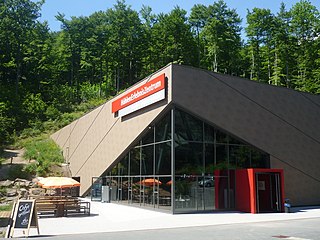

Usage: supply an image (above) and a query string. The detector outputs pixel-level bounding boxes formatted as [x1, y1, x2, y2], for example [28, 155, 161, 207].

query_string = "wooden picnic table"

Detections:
[34, 197, 90, 217]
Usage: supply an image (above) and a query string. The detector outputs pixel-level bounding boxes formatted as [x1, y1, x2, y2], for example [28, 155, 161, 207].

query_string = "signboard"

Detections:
[112, 74, 165, 117]
[10, 199, 39, 237]
[14, 200, 33, 228]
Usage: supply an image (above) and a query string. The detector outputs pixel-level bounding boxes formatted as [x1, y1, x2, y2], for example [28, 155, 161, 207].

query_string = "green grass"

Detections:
[0, 203, 12, 212]
[7, 96, 107, 177]
[22, 135, 64, 177]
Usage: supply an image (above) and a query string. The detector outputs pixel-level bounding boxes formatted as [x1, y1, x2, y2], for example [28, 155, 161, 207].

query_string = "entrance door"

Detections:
[91, 177, 102, 201]
[256, 173, 282, 213]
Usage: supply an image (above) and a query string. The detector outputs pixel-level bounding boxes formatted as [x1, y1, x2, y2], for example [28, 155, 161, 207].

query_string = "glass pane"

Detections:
[141, 145, 153, 175]
[155, 142, 171, 175]
[175, 175, 195, 212]
[216, 144, 228, 171]
[155, 111, 171, 142]
[110, 176, 118, 201]
[205, 143, 215, 173]
[229, 135, 243, 145]
[158, 177, 171, 210]
[91, 177, 102, 201]
[202, 175, 215, 211]
[130, 148, 140, 176]
[110, 163, 118, 176]
[132, 177, 141, 205]
[216, 129, 228, 144]
[139, 177, 153, 206]
[175, 109, 203, 142]
[204, 123, 215, 143]
[229, 145, 250, 169]
[118, 155, 129, 176]
[251, 147, 270, 168]
[142, 127, 154, 145]
[175, 142, 203, 175]
[119, 177, 129, 202]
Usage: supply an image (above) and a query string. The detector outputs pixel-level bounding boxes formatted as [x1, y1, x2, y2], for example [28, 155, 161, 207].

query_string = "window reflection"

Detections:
[156, 143, 171, 175]
[175, 142, 203, 175]
[103, 108, 270, 213]
[155, 113, 171, 142]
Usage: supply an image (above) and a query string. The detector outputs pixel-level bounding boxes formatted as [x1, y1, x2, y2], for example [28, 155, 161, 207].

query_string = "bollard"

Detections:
[284, 199, 291, 213]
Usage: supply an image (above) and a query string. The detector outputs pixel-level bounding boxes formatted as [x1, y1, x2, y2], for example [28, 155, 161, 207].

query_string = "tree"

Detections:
[189, 4, 209, 67]
[201, 0, 242, 74]
[246, 8, 275, 82]
[0, 0, 44, 94]
[105, 0, 145, 91]
[289, 0, 320, 93]
[148, 7, 197, 71]
[268, 3, 297, 87]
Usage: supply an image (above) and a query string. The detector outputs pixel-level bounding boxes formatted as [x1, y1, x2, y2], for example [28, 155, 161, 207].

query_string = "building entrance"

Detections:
[91, 177, 102, 201]
[256, 172, 282, 213]
[235, 169, 284, 213]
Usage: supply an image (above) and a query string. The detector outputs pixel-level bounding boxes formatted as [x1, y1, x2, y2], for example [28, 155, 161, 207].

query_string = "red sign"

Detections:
[112, 74, 165, 113]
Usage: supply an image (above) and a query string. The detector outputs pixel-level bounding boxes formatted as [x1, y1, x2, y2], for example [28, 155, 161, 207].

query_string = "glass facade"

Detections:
[102, 108, 270, 213]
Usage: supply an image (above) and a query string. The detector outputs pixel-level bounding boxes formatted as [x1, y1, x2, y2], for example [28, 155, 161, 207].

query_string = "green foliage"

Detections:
[24, 137, 64, 163]
[0, 0, 319, 147]
[45, 105, 61, 121]
[0, 102, 15, 146]
[0, 157, 5, 167]
[22, 136, 64, 176]
[0, 202, 13, 212]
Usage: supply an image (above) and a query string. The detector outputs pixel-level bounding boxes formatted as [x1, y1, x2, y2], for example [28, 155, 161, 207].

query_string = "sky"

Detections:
[36, 0, 320, 32]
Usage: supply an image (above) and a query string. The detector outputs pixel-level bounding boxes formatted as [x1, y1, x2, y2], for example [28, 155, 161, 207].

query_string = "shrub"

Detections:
[23, 163, 37, 176]
[23, 136, 64, 176]
[45, 105, 61, 121]
[24, 137, 64, 163]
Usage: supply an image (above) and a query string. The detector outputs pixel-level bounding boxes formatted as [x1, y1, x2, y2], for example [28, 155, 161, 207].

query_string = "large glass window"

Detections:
[155, 113, 171, 142]
[205, 143, 215, 173]
[141, 145, 153, 175]
[175, 110, 203, 142]
[174, 108, 270, 213]
[130, 148, 140, 176]
[175, 142, 203, 175]
[155, 142, 171, 175]
[104, 107, 270, 214]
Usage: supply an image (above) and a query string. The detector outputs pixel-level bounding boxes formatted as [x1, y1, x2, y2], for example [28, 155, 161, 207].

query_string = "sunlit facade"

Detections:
[52, 64, 320, 214]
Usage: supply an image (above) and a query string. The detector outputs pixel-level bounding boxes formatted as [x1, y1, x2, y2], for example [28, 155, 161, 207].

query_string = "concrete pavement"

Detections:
[11, 199, 320, 238]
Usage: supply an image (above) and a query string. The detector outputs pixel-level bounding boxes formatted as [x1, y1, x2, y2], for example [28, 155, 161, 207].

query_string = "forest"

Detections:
[1, 0, 320, 146]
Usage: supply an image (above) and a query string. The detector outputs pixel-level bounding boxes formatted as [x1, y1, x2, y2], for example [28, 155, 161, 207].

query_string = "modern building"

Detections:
[51, 64, 320, 214]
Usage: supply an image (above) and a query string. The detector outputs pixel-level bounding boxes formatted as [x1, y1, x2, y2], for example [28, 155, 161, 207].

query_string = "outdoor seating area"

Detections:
[28, 176, 90, 218]
[32, 196, 90, 217]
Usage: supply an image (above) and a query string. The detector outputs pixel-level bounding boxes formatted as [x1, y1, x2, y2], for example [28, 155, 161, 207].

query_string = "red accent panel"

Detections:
[248, 169, 256, 213]
[235, 168, 284, 214]
[235, 169, 251, 213]
[111, 74, 165, 113]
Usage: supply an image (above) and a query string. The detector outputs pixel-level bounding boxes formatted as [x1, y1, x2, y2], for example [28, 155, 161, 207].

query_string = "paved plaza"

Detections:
[9, 198, 320, 238]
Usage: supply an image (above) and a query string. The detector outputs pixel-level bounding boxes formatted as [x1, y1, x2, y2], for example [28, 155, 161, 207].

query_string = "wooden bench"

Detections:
[35, 202, 58, 217]
[34, 197, 90, 217]
[63, 201, 90, 216]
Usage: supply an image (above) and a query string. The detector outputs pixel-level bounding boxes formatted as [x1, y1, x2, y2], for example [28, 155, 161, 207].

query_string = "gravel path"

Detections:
[0, 149, 27, 180]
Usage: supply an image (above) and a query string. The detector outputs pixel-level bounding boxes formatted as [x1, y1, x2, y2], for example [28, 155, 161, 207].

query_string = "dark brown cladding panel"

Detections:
[171, 64, 320, 205]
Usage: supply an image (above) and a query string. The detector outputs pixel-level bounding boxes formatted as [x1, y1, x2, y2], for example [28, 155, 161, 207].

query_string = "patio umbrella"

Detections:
[38, 177, 80, 189]
[138, 178, 162, 186]
[166, 180, 172, 185]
